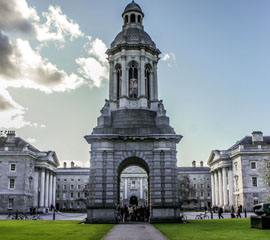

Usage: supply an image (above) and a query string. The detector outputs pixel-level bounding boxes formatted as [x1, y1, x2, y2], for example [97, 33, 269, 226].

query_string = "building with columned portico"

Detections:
[208, 131, 269, 211]
[0, 131, 59, 213]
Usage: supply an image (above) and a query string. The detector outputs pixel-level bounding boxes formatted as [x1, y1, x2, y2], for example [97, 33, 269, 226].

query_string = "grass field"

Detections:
[154, 218, 270, 240]
[0, 220, 113, 240]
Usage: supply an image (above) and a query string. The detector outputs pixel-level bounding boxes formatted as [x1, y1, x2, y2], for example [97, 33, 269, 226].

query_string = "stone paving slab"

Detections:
[102, 223, 168, 240]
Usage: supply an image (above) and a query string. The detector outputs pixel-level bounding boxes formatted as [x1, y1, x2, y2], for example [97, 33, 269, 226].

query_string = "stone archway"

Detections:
[117, 157, 150, 208]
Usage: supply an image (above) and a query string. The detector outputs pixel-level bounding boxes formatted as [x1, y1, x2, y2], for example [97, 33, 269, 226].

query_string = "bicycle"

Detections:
[180, 212, 188, 220]
[195, 213, 209, 219]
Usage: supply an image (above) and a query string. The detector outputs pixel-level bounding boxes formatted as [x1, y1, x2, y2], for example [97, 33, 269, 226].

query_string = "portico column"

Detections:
[214, 171, 219, 206]
[218, 169, 224, 206]
[140, 178, 143, 199]
[228, 168, 234, 206]
[40, 169, 45, 207]
[53, 175, 56, 207]
[49, 172, 53, 206]
[124, 178, 128, 199]
[222, 168, 228, 207]
[33, 170, 39, 207]
[45, 170, 49, 207]
[211, 172, 215, 206]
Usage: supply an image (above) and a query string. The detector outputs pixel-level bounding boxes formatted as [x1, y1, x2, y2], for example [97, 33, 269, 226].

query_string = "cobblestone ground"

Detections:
[0, 211, 253, 220]
[182, 211, 253, 219]
[0, 212, 87, 220]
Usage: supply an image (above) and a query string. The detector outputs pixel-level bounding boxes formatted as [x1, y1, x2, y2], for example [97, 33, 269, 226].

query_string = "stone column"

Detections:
[33, 170, 39, 207]
[211, 172, 215, 206]
[49, 172, 53, 206]
[40, 169, 45, 207]
[218, 169, 224, 206]
[121, 54, 127, 97]
[222, 168, 228, 206]
[228, 168, 234, 206]
[113, 70, 118, 99]
[109, 61, 114, 101]
[153, 61, 158, 101]
[140, 55, 145, 97]
[124, 178, 128, 199]
[214, 171, 219, 206]
[140, 178, 143, 199]
[53, 175, 56, 207]
[45, 170, 49, 208]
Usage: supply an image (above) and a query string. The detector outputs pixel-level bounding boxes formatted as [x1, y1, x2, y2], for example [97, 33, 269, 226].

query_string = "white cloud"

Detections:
[0, 32, 85, 93]
[0, 0, 39, 34]
[77, 38, 109, 88]
[76, 57, 108, 88]
[83, 38, 107, 64]
[0, 87, 30, 129]
[26, 137, 37, 143]
[161, 53, 176, 61]
[35, 5, 84, 43]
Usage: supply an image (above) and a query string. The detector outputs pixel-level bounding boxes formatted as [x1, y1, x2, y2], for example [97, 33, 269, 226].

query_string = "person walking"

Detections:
[230, 206, 235, 218]
[236, 206, 241, 218]
[218, 207, 224, 219]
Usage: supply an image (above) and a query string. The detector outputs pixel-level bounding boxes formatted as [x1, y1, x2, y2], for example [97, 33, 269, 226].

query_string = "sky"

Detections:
[0, 0, 269, 168]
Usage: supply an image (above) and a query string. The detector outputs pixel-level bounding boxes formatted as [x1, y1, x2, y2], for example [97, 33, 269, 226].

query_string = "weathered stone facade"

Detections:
[0, 131, 59, 214]
[208, 131, 269, 211]
[56, 162, 89, 211]
[85, 1, 182, 223]
[178, 161, 211, 210]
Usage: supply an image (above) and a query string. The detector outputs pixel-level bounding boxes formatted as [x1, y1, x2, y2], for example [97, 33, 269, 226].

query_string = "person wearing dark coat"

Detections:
[218, 207, 224, 219]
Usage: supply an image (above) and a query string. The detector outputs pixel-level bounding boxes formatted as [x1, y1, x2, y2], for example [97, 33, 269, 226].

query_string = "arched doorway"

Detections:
[117, 157, 150, 208]
[130, 196, 138, 205]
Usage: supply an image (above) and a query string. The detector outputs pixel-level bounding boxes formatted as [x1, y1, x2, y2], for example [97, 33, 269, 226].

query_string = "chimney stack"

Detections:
[71, 161, 75, 168]
[192, 160, 196, 167]
[6, 130, 16, 146]
[251, 131, 263, 144]
[63, 162, 67, 168]
[200, 161, 203, 167]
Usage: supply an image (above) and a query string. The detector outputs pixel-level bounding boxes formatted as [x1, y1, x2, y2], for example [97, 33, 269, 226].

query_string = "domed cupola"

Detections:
[105, 1, 162, 112]
[108, 1, 160, 52]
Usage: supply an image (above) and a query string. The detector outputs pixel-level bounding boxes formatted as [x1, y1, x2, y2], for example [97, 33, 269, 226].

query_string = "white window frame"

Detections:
[9, 178, 15, 190]
[10, 163, 16, 172]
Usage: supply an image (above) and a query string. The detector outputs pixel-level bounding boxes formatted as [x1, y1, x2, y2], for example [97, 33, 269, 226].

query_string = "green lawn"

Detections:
[154, 219, 270, 240]
[0, 220, 113, 240]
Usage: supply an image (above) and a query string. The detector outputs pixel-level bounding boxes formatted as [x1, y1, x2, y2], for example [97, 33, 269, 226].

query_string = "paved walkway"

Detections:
[102, 223, 168, 240]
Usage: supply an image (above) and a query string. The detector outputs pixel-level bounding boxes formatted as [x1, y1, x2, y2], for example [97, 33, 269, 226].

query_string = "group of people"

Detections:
[116, 205, 150, 222]
[211, 205, 243, 219]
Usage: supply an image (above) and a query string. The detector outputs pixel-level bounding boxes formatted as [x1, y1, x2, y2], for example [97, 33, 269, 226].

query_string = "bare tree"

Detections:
[260, 159, 270, 202]
[178, 174, 196, 209]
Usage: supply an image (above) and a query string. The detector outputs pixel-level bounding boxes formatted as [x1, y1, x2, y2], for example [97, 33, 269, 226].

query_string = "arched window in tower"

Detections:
[125, 15, 128, 24]
[145, 65, 151, 100]
[138, 15, 141, 24]
[131, 14, 136, 23]
[116, 65, 122, 100]
[129, 62, 138, 99]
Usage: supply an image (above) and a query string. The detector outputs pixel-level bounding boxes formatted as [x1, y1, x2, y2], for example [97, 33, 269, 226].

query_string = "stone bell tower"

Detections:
[85, 1, 182, 223]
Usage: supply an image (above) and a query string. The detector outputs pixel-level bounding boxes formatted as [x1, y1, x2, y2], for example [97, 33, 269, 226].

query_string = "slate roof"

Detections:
[123, 1, 143, 16]
[227, 136, 270, 151]
[110, 27, 156, 49]
[178, 167, 210, 173]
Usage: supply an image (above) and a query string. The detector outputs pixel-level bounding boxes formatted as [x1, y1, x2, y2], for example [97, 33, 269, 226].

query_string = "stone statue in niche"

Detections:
[100, 99, 110, 116]
[157, 100, 166, 117]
